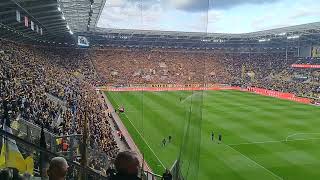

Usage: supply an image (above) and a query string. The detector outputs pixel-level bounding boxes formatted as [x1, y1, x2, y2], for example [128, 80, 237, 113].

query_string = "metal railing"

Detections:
[143, 171, 163, 180]
[0, 128, 107, 180]
[11, 119, 164, 180]
[13, 118, 111, 173]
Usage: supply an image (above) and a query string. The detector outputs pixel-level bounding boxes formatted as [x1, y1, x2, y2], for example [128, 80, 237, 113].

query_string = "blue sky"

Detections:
[97, 0, 320, 34]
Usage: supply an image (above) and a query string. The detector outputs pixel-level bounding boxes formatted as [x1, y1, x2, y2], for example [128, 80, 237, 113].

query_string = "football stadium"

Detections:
[0, 0, 320, 179]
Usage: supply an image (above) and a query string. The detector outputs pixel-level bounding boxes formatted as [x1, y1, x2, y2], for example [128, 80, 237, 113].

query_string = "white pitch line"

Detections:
[111, 94, 166, 169]
[228, 140, 283, 146]
[285, 132, 320, 142]
[122, 112, 167, 169]
[224, 144, 283, 180]
[228, 137, 320, 146]
[180, 91, 206, 104]
[125, 109, 164, 113]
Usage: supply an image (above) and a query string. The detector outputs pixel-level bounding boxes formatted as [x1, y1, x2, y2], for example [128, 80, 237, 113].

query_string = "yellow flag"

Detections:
[0, 124, 26, 173]
[25, 156, 34, 175]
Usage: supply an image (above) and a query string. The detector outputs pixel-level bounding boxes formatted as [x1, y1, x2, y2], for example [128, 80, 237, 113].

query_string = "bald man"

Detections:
[47, 157, 69, 180]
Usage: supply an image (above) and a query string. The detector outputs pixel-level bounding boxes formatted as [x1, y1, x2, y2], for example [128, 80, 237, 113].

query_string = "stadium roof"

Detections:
[83, 22, 320, 48]
[0, 0, 71, 44]
[0, 0, 319, 47]
[0, 0, 105, 45]
[92, 22, 320, 39]
[59, 0, 105, 33]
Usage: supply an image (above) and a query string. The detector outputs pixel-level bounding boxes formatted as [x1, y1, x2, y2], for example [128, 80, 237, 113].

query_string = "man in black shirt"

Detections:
[162, 169, 172, 180]
[162, 138, 167, 147]
[211, 131, 214, 141]
[111, 151, 141, 180]
[106, 165, 116, 178]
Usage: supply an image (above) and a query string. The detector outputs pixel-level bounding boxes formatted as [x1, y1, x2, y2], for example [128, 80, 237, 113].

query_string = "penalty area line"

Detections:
[228, 137, 320, 146]
[224, 144, 283, 180]
[285, 132, 320, 142]
[122, 112, 167, 169]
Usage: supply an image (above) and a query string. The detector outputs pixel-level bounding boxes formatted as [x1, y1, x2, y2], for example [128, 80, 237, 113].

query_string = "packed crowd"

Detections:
[255, 68, 320, 98]
[295, 57, 320, 65]
[91, 48, 319, 99]
[0, 39, 118, 173]
[1, 39, 319, 176]
[91, 49, 295, 85]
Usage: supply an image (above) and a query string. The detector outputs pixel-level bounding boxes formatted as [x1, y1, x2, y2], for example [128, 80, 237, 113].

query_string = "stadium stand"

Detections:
[0, 39, 118, 176]
[1, 0, 320, 179]
[1, 37, 320, 179]
[91, 48, 319, 99]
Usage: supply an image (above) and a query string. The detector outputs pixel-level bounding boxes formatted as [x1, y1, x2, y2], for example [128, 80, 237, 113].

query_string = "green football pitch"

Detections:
[105, 90, 320, 180]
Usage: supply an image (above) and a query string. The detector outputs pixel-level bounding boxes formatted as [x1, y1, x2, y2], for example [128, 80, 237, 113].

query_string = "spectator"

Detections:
[112, 151, 141, 180]
[106, 164, 117, 178]
[162, 169, 173, 180]
[1, 38, 318, 177]
[0, 40, 119, 172]
[0, 168, 23, 180]
[47, 157, 69, 180]
[0, 169, 10, 180]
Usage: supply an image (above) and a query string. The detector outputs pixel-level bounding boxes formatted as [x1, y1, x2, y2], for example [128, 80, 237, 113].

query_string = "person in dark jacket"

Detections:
[111, 151, 141, 180]
[162, 169, 172, 180]
[218, 134, 222, 143]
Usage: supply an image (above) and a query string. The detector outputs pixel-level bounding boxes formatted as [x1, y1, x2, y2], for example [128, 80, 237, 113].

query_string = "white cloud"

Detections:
[106, 0, 127, 7]
[250, 5, 320, 32]
[207, 10, 223, 23]
[164, 0, 280, 11]
[97, 0, 320, 33]
[251, 14, 274, 31]
[288, 8, 320, 20]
